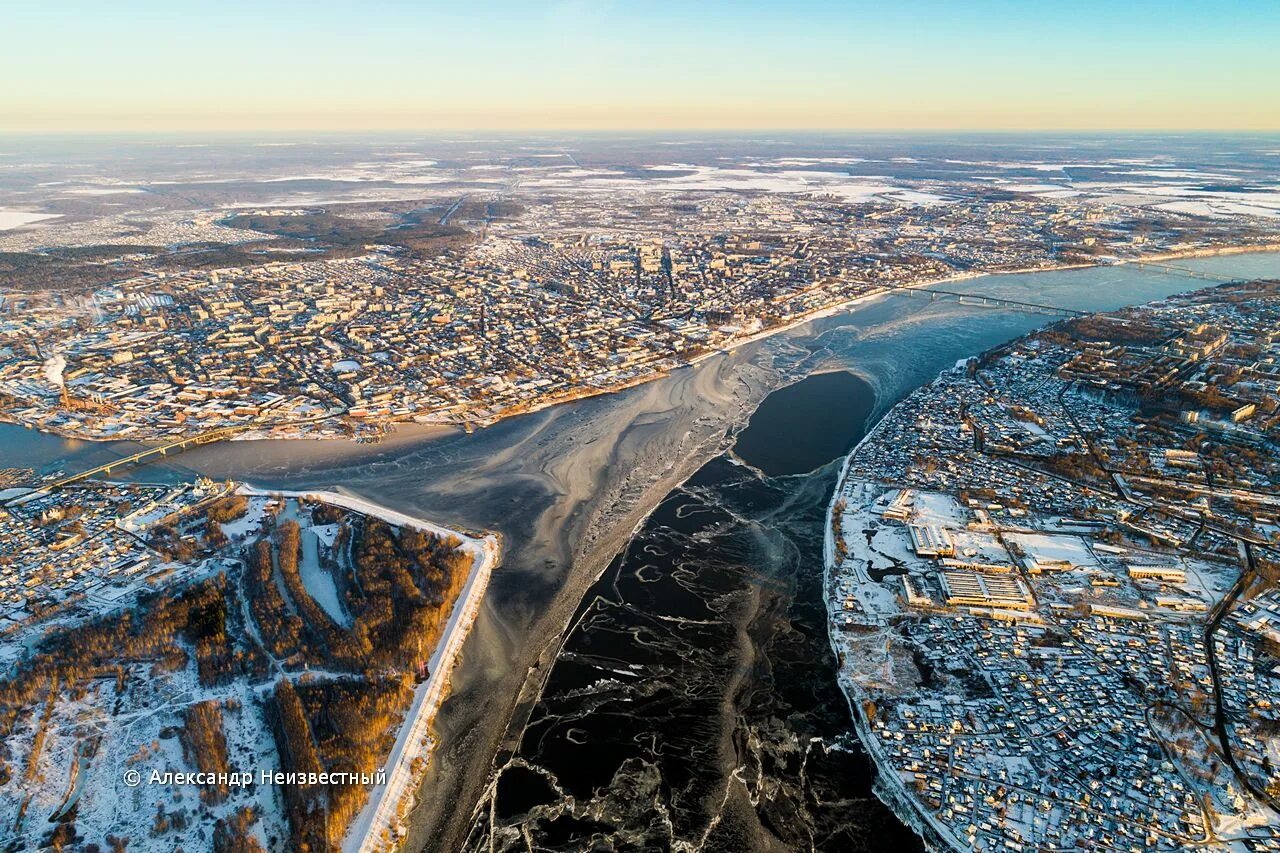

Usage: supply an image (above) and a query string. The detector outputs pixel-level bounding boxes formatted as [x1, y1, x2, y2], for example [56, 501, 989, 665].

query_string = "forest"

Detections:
[0, 493, 476, 851]
[223, 210, 472, 256]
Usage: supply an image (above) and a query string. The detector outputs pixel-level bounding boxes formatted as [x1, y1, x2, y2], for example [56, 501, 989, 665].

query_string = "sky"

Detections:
[4, 0, 1279, 133]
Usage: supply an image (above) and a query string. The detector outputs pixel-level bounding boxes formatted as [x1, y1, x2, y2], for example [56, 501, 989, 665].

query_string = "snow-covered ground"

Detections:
[1005, 531, 1100, 570]
[0, 208, 60, 230]
[309, 489, 499, 853]
[275, 497, 351, 627]
[513, 163, 954, 205]
[0, 625, 285, 851]
[822, 385, 1277, 848]
[237, 486, 501, 853]
[0, 481, 499, 852]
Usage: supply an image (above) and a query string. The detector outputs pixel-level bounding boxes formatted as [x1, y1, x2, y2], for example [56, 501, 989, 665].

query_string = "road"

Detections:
[438, 196, 467, 226]
[341, 528, 500, 853]
[1203, 541, 1280, 816]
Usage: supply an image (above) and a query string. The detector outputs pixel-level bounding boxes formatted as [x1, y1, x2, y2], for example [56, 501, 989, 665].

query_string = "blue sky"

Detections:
[4, 0, 1278, 131]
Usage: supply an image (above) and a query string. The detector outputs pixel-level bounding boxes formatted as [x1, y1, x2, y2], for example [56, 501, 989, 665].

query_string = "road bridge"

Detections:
[35, 425, 251, 494]
[12, 410, 345, 503]
[886, 283, 1088, 317]
[1133, 260, 1242, 282]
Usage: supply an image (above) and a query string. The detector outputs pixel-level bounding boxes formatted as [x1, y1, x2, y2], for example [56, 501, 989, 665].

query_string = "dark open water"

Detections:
[733, 370, 875, 478]
[468, 371, 923, 851]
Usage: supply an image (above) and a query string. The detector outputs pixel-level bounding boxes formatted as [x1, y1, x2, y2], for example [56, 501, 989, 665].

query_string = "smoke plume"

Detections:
[43, 354, 67, 388]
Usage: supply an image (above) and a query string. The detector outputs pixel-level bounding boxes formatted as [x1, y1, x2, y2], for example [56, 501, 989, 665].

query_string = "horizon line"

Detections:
[4, 127, 1280, 138]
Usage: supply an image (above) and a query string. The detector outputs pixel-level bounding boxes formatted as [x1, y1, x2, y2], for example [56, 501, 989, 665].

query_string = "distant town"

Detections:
[3, 184, 1279, 443]
[828, 279, 1280, 850]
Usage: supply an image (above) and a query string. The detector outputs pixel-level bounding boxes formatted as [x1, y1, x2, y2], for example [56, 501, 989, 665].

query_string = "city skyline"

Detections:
[5, 0, 1280, 133]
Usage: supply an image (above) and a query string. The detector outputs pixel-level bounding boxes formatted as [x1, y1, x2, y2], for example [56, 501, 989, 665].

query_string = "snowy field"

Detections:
[0, 208, 60, 230]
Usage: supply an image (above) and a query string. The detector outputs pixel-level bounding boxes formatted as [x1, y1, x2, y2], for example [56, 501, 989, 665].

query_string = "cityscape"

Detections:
[829, 279, 1280, 849]
[2, 1, 1280, 852]
[3, 147, 1280, 444]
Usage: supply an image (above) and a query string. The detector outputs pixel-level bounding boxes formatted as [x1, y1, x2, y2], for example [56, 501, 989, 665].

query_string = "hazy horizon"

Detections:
[5, 0, 1279, 133]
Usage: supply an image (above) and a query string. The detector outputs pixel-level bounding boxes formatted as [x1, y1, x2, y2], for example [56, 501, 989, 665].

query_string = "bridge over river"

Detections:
[34, 425, 251, 493]
[889, 257, 1254, 317]
[1, 424, 253, 506]
[1133, 259, 1250, 282]
[885, 281, 1088, 317]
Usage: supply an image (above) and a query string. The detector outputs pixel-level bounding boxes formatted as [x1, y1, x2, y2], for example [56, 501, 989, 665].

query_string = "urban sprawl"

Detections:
[3, 159, 1280, 851]
[2, 190, 1277, 441]
[828, 279, 1280, 851]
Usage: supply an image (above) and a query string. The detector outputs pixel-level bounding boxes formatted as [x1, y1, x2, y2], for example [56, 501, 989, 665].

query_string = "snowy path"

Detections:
[340, 530, 498, 853]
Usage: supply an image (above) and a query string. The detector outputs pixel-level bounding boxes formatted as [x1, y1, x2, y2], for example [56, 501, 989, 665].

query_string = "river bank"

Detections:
[822, 413, 967, 851]
[8, 240, 1280, 449]
[236, 487, 501, 853]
